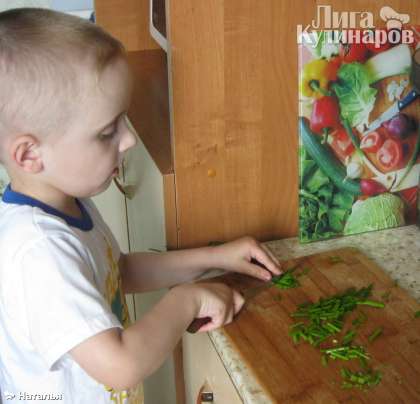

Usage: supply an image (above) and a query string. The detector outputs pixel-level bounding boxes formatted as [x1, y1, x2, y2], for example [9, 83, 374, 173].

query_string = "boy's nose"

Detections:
[119, 123, 138, 153]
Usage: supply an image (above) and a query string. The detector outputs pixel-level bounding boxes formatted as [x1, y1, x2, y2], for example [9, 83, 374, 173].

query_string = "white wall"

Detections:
[0, 0, 93, 11]
[0, 0, 51, 10]
[51, 0, 92, 11]
[0, 166, 8, 196]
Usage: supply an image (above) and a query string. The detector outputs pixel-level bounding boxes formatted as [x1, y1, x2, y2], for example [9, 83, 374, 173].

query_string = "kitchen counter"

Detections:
[208, 225, 420, 404]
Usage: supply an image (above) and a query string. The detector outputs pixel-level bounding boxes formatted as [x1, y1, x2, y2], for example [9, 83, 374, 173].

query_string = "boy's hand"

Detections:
[181, 282, 245, 333]
[212, 237, 282, 281]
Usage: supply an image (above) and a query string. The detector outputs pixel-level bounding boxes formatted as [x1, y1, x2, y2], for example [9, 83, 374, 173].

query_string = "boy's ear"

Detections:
[10, 134, 44, 173]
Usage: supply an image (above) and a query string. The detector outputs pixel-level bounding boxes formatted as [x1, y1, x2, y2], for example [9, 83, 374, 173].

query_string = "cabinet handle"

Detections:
[113, 178, 136, 200]
[196, 381, 214, 403]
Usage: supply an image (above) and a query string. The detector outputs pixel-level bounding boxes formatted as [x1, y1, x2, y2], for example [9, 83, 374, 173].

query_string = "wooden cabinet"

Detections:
[95, 0, 301, 251]
[95, 1, 420, 250]
[183, 332, 242, 404]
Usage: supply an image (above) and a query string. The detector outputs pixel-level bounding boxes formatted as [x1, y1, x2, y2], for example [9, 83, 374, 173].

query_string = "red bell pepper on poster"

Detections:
[366, 41, 391, 54]
[339, 42, 369, 63]
[330, 126, 355, 160]
[365, 28, 391, 54]
[360, 131, 384, 153]
[327, 56, 342, 81]
[310, 96, 341, 141]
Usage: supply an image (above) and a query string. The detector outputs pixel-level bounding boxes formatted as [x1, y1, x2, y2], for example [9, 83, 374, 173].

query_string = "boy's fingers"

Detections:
[232, 290, 245, 315]
[260, 244, 281, 267]
[199, 309, 231, 332]
[203, 312, 225, 331]
[252, 248, 282, 277]
[197, 320, 215, 333]
[198, 291, 244, 332]
[224, 309, 234, 325]
[241, 261, 272, 281]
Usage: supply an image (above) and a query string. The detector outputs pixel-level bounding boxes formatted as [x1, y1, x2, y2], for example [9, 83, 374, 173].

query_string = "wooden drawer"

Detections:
[183, 332, 242, 404]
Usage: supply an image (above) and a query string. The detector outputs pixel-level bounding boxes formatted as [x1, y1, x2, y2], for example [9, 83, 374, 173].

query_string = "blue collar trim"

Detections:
[1, 184, 93, 231]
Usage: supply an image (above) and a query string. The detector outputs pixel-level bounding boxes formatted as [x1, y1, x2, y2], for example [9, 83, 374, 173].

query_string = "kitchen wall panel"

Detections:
[168, 0, 420, 247]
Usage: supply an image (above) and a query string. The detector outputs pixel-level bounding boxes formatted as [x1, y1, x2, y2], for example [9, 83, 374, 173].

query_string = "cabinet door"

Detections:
[183, 332, 242, 404]
[123, 120, 167, 254]
[123, 128, 177, 404]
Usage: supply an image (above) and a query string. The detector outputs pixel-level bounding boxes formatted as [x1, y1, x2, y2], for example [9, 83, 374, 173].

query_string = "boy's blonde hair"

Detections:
[0, 8, 125, 162]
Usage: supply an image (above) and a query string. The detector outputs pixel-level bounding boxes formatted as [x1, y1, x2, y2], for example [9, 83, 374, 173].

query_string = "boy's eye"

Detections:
[99, 128, 117, 140]
[98, 113, 126, 140]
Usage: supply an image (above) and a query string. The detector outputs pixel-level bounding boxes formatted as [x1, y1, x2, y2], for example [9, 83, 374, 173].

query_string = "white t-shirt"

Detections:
[0, 185, 143, 403]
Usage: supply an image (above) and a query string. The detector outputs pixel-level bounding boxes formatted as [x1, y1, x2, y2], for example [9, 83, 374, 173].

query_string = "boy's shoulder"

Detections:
[0, 199, 89, 253]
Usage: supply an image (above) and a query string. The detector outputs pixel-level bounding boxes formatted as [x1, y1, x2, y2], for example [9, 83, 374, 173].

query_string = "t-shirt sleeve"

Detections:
[18, 235, 122, 371]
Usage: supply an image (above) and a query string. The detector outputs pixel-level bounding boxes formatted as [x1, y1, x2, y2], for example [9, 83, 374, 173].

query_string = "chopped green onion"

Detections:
[289, 284, 385, 391]
[342, 329, 356, 345]
[321, 345, 370, 361]
[340, 367, 382, 390]
[357, 300, 385, 308]
[352, 311, 367, 328]
[273, 271, 300, 289]
[368, 327, 383, 343]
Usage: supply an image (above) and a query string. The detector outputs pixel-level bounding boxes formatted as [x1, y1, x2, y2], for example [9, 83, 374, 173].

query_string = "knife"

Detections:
[187, 260, 285, 334]
[373, 163, 420, 192]
[362, 89, 418, 136]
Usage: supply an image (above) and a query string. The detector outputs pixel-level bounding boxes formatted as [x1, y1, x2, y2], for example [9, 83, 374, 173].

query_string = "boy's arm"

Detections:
[69, 284, 193, 390]
[120, 237, 281, 293]
[119, 246, 218, 293]
[69, 282, 244, 390]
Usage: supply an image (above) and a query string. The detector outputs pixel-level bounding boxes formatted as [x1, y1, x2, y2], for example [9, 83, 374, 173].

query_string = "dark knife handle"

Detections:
[397, 89, 418, 111]
[187, 317, 212, 333]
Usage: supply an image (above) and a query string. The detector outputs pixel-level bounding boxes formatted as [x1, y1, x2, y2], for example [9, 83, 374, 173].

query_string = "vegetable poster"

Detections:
[298, 28, 420, 243]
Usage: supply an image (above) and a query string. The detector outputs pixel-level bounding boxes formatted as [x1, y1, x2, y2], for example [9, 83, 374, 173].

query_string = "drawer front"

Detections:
[183, 332, 242, 404]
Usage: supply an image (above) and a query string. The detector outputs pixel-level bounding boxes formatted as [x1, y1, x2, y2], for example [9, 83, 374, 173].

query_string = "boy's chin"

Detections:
[92, 178, 114, 196]
[76, 178, 113, 199]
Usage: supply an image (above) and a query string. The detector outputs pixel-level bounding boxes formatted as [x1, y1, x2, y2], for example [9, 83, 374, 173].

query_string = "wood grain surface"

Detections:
[167, 0, 420, 247]
[211, 247, 420, 403]
[96, 0, 420, 248]
[95, 0, 159, 52]
[126, 50, 171, 174]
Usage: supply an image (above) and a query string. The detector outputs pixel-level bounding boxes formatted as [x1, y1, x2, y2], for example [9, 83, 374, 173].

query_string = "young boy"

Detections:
[0, 8, 281, 403]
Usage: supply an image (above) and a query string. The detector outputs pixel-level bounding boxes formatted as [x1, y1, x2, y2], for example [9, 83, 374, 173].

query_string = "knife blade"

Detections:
[362, 89, 418, 136]
[241, 272, 285, 301]
[373, 162, 420, 192]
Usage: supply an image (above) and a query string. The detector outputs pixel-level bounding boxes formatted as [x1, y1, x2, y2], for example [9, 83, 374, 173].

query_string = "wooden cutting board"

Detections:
[214, 247, 420, 403]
